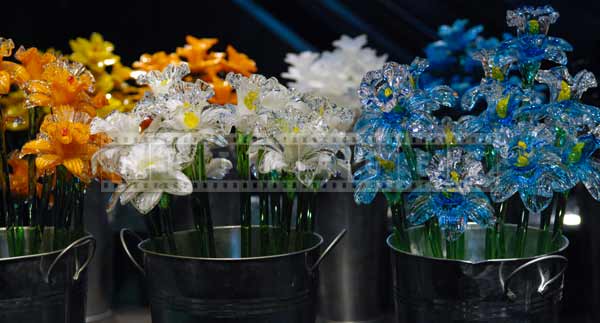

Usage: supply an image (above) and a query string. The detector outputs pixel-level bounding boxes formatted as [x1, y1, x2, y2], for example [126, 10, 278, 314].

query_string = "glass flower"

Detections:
[427, 147, 487, 194]
[176, 36, 221, 73]
[226, 72, 292, 136]
[23, 59, 100, 115]
[502, 6, 572, 87]
[0, 90, 29, 131]
[109, 139, 194, 214]
[135, 62, 191, 97]
[353, 152, 413, 205]
[69, 33, 119, 74]
[488, 123, 574, 213]
[355, 58, 457, 159]
[407, 188, 494, 241]
[0, 38, 29, 94]
[133, 51, 181, 72]
[14, 46, 56, 82]
[20, 106, 106, 182]
[559, 134, 600, 200]
[533, 67, 600, 132]
[282, 34, 387, 113]
[406, 148, 493, 240]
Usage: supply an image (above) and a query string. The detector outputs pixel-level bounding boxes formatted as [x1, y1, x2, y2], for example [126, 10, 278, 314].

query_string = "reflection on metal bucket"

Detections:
[315, 192, 389, 323]
[0, 227, 96, 323]
[388, 223, 569, 323]
[121, 226, 345, 323]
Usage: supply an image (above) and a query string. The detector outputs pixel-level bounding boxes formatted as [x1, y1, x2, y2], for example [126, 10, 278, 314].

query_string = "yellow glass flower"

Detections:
[24, 59, 98, 116]
[0, 90, 28, 131]
[69, 33, 119, 73]
[20, 106, 106, 182]
[133, 51, 181, 72]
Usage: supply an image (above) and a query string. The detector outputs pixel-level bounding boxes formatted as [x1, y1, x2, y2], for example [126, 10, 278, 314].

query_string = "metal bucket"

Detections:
[315, 192, 389, 323]
[84, 181, 114, 322]
[121, 226, 346, 323]
[0, 227, 96, 323]
[388, 223, 569, 323]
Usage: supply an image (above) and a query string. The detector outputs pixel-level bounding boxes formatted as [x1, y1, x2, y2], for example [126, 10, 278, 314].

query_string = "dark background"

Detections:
[2, 1, 600, 322]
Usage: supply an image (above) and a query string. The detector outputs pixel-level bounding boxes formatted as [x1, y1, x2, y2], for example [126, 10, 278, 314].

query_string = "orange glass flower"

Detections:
[133, 51, 181, 72]
[24, 59, 98, 116]
[176, 36, 221, 73]
[14, 47, 56, 81]
[0, 38, 29, 94]
[20, 106, 106, 182]
[8, 152, 31, 197]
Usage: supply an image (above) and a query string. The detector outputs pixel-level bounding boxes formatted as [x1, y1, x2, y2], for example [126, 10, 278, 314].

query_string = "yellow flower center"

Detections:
[183, 111, 200, 129]
[517, 140, 527, 149]
[319, 105, 325, 116]
[496, 95, 510, 119]
[160, 79, 169, 86]
[450, 170, 460, 184]
[491, 66, 505, 81]
[292, 126, 300, 133]
[244, 91, 259, 111]
[444, 126, 456, 145]
[376, 157, 395, 171]
[557, 80, 571, 102]
[384, 87, 393, 98]
[528, 19, 540, 34]
[183, 101, 191, 108]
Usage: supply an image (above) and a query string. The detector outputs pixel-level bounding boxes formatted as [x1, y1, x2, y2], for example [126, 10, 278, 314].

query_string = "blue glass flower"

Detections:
[488, 123, 574, 213]
[502, 6, 572, 87]
[531, 67, 600, 132]
[355, 58, 457, 159]
[560, 134, 600, 200]
[353, 152, 413, 205]
[407, 147, 494, 241]
[422, 20, 502, 95]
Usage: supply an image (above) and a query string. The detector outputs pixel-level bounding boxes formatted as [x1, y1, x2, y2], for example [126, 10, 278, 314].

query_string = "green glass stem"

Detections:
[426, 218, 443, 258]
[236, 132, 252, 257]
[515, 205, 530, 258]
[486, 201, 507, 259]
[537, 197, 555, 254]
[0, 107, 12, 228]
[520, 61, 542, 89]
[552, 191, 569, 243]
[390, 199, 409, 251]
[158, 194, 177, 253]
[401, 131, 419, 180]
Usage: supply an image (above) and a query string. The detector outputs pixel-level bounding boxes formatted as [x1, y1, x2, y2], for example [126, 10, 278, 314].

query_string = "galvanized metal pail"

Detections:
[388, 223, 569, 323]
[0, 227, 96, 323]
[315, 192, 389, 323]
[121, 226, 346, 323]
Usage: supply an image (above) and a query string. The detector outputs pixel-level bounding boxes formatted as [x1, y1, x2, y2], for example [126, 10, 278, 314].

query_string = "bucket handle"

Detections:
[307, 229, 347, 273]
[501, 255, 568, 301]
[44, 235, 96, 283]
[120, 228, 145, 275]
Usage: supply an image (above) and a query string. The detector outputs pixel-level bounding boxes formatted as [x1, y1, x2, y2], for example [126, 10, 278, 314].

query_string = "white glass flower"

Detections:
[426, 147, 487, 195]
[282, 35, 387, 115]
[114, 139, 194, 214]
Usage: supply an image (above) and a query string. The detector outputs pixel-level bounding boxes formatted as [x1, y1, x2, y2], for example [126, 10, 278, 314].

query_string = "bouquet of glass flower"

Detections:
[0, 36, 118, 255]
[225, 71, 352, 254]
[353, 5, 600, 259]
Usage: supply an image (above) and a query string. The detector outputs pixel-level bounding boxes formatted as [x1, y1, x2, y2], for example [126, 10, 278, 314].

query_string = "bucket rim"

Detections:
[386, 223, 570, 264]
[137, 225, 325, 262]
[0, 227, 92, 263]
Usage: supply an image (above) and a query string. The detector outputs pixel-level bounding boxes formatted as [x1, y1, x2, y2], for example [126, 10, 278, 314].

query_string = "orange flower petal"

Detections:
[0, 61, 29, 86]
[0, 71, 9, 94]
[35, 154, 61, 173]
[63, 158, 89, 181]
[22, 139, 55, 155]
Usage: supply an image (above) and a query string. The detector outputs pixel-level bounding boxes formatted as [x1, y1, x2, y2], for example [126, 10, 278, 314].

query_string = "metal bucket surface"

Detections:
[388, 223, 569, 323]
[0, 227, 96, 323]
[121, 226, 345, 323]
